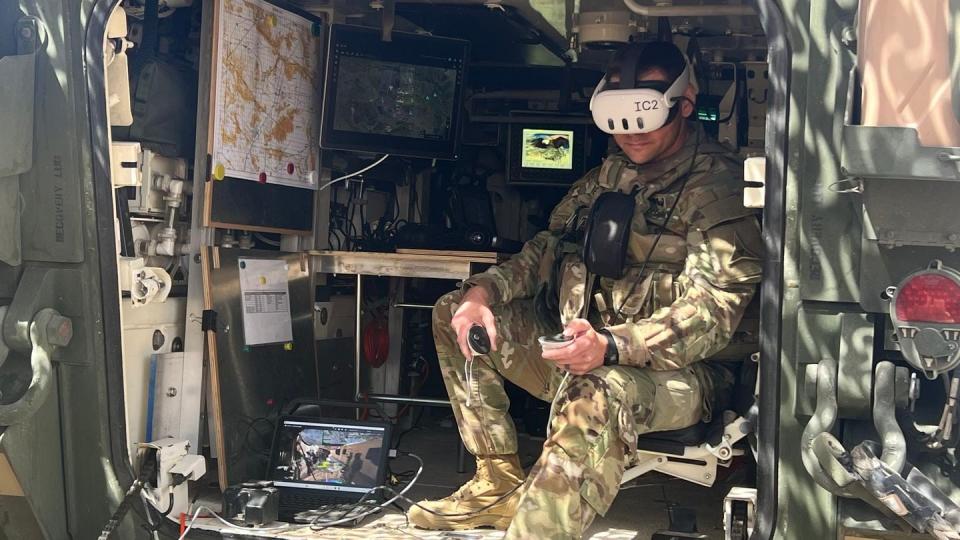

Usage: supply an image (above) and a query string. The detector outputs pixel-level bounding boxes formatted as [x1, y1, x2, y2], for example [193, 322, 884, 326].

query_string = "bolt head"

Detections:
[46, 315, 73, 347]
[166, 387, 178, 397]
[19, 26, 33, 39]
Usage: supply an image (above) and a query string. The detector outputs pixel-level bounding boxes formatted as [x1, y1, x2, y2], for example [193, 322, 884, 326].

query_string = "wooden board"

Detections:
[396, 248, 507, 262]
[310, 250, 501, 281]
[200, 246, 228, 491]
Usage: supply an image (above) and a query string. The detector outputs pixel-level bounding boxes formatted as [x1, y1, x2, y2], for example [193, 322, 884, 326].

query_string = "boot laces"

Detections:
[451, 460, 495, 501]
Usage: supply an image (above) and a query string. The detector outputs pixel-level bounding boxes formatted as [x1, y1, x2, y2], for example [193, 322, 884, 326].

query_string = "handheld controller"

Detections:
[467, 324, 492, 355]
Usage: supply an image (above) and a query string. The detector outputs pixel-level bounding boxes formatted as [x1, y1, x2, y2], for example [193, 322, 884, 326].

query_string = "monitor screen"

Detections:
[520, 128, 575, 170]
[507, 115, 606, 186]
[270, 420, 386, 493]
[320, 25, 470, 160]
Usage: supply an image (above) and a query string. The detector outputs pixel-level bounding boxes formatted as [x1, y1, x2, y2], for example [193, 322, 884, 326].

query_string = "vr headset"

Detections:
[589, 46, 692, 135]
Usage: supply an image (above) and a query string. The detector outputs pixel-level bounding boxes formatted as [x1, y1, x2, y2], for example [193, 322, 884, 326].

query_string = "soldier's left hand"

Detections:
[540, 319, 606, 375]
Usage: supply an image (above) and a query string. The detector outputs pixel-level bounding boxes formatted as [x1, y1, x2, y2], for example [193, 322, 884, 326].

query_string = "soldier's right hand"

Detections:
[452, 286, 499, 358]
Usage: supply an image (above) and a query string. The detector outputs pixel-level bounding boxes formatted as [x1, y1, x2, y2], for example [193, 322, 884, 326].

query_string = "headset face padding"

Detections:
[590, 62, 691, 135]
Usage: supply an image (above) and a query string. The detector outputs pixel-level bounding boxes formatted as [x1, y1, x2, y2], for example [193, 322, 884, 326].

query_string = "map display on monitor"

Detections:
[320, 24, 469, 160]
[333, 57, 458, 140]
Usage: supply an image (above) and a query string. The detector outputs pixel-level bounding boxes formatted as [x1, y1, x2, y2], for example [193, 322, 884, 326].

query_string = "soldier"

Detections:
[408, 41, 763, 539]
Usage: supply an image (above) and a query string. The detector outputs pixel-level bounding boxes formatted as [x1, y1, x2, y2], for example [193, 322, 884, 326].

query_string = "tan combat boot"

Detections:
[407, 454, 524, 530]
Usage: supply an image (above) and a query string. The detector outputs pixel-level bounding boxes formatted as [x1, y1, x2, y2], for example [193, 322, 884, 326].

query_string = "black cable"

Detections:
[98, 453, 157, 540]
[393, 188, 401, 222]
[393, 407, 426, 452]
[614, 126, 702, 319]
[411, 180, 423, 222]
[142, 492, 174, 534]
[716, 76, 741, 124]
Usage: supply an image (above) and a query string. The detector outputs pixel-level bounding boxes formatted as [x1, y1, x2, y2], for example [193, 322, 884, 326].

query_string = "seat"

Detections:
[621, 359, 758, 488]
[622, 411, 751, 487]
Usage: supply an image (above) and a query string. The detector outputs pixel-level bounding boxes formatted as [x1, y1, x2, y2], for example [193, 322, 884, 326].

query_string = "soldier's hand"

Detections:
[451, 286, 499, 359]
[541, 319, 605, 375]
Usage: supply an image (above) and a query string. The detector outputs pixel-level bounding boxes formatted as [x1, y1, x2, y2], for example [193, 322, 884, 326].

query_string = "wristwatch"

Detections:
[599, 329, 619, 366]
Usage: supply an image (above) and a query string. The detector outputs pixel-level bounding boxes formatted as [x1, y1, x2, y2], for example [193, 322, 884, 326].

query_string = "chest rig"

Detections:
[551, 153, 695, 326]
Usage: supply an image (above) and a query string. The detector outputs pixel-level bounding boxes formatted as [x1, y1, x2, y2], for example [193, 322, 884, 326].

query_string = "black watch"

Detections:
[599, 329, 619, 366]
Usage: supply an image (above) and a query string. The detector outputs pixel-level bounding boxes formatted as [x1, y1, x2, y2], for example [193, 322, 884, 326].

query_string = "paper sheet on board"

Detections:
[238, 258, 293, 346]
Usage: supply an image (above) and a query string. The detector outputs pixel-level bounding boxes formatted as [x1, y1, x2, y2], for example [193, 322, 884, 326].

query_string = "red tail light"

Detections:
[894, 273, 960, 324]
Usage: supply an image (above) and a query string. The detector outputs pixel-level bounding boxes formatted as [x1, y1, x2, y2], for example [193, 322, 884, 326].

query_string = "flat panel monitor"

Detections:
[506, 114, 607, 186]
[268, 418, 390, 494]
[320, 24, 470, 160]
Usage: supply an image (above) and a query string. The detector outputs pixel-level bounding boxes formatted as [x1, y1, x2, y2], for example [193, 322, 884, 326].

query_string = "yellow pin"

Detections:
[267, 14, 277, 27]
[259, 276, 267, 285]
[213, 163, 225, 181]
[284, 342, 294, 351]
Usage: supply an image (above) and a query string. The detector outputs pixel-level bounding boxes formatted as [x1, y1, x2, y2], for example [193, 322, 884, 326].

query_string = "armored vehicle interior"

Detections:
[3, 0, 955, 538]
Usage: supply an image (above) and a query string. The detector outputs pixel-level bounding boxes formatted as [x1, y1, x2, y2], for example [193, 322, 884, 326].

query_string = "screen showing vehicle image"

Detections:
[271, 421, 385, 492]
[521, 129, 575, 170]
[333, 56, 458, 140]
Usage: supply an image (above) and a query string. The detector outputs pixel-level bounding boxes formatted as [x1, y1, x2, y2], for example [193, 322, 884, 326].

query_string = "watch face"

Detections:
[599, 331, 618, 365]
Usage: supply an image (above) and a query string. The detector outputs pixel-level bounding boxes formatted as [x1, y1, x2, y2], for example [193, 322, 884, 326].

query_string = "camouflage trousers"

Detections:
[433, 291, 713, 540]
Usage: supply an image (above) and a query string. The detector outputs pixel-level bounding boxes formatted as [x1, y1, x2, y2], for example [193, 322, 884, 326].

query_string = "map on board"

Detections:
[212, 0, 321, 189]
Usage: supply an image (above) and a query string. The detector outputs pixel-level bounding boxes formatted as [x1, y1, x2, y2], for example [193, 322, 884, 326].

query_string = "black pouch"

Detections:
[581, 190, 637, 279]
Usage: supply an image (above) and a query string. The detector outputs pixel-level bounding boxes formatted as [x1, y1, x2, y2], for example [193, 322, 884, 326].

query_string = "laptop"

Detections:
[266, 416, 392, 521]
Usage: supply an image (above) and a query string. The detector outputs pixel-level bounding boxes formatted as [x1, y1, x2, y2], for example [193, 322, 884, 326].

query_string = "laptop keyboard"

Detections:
[282, 492, 342, 512]
[284, 495, 382, 524]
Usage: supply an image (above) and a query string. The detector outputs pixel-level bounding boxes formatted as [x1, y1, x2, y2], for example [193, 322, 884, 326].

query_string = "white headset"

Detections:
[589, 45, 692, 135]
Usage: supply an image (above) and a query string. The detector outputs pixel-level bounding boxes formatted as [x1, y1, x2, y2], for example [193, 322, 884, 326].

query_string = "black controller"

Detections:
[467, 324, 491, 355]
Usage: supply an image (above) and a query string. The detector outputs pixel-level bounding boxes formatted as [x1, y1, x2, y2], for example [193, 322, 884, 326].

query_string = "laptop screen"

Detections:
[269, 419, 387, 493]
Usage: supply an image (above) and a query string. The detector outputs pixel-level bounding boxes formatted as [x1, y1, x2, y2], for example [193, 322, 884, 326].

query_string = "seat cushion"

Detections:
[636, 422, 708, 456]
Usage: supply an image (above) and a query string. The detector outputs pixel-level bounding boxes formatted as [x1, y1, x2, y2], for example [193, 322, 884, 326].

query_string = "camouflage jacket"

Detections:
[463, 126, 763, 370]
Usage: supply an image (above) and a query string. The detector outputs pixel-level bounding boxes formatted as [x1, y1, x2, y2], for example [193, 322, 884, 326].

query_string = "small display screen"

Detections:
[520, 129, 575, 170]
[333, 56, 459, 140]
[270, 421, 385, 493]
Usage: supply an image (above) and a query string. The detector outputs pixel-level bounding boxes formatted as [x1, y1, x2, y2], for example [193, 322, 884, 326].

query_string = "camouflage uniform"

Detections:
[432, 127, 763, 539]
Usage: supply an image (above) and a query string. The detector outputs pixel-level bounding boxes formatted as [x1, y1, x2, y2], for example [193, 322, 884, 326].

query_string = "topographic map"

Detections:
[212, 0, 321, 189]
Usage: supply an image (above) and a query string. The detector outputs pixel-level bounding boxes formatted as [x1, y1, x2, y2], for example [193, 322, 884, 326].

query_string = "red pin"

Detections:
[258, 172, 267, 184]
[287, 162, 295, 174]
